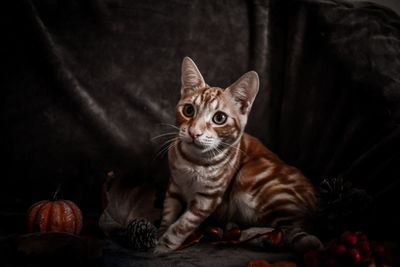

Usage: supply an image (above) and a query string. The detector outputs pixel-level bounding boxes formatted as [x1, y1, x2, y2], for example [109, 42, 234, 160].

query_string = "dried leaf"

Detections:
[176, 232, 204, 251]
[99, 172, 161, 236]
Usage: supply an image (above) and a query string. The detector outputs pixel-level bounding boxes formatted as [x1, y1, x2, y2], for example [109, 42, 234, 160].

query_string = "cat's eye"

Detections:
[182, 104, 195, 117]
[213, 112, 227, 125]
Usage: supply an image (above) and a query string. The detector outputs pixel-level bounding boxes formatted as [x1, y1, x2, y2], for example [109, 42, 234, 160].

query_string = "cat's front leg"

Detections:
[154, 196, 221, 254]
[158, 184, 183, 237]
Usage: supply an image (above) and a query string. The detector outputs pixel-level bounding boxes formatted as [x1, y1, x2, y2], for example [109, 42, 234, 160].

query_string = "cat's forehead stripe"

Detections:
[200, 87, 223, 106]
[193, 94, 201, 105]
[209, 99, 218, 110]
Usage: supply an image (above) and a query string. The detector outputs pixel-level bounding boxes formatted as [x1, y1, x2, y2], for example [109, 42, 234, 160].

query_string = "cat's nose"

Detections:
[189, 128, 203, 139]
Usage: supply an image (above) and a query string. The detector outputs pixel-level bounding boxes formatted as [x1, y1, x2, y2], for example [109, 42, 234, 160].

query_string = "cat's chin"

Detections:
[184, 141, 206, 150]
[182, 140, 211, 154]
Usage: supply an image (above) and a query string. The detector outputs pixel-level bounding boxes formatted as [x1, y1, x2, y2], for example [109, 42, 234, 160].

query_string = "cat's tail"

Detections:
[284, 226, 323, 253]
[238, 226, 322, 253]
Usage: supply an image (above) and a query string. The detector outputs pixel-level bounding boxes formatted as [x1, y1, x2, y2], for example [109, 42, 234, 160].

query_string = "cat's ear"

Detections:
[181, 57, 206, 98]
[225, 71, 259, 115]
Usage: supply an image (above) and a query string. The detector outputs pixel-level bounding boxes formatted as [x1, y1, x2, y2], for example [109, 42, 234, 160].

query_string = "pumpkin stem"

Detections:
[53, 184, 62, 200]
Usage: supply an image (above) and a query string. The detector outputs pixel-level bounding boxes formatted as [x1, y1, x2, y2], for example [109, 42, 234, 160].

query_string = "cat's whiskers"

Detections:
[158, 122, 180, 130]
[215, 147, 224, 159]
[206, 147, 218, 159]
[154, 136, 178, 159]
[219, 140, 247, 157]
[166, 141, 178, 156]
[154, 143, 174, 160]
[159, 136, 178, 148]
[205, 145, 227, 161]
[151, 132, 179, 141]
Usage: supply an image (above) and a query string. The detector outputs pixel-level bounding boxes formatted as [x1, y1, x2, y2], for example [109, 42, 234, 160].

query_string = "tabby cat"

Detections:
[154, 57, 321, 253]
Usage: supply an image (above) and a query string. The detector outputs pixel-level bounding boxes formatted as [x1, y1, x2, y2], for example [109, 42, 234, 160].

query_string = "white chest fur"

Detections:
[171, 164, 222, 201]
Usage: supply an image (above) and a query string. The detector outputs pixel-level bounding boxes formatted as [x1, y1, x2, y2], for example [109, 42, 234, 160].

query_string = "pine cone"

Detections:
[315, 176, 374, 240]
[126, 218, 157, 251]
[318, 176, 346, 205]
[318, 176, 372, 210]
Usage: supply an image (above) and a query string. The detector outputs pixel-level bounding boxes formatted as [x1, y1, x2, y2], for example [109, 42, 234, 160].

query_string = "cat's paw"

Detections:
[153, 236, 174, 254]
[153, 243, 173, 255]
[291, 234, 323, 253]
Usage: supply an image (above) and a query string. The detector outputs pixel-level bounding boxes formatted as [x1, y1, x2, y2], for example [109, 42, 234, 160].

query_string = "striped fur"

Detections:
[154, 57, 321, 254]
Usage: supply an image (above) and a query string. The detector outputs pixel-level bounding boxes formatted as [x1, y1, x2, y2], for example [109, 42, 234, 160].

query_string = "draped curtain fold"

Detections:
[2, 0, 399, 238]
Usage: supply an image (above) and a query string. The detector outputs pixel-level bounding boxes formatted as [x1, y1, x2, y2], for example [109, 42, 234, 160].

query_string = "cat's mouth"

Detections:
[185, 138, 207, 150]
[190, 139, 206, 149]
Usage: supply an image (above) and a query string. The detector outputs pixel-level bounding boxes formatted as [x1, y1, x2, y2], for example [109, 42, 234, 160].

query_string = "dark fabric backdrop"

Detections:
[1, 0, 400, 240]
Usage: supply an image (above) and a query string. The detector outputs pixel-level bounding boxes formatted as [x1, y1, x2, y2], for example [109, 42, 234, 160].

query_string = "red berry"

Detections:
[330, 243, 347, 257]
[356, 232, 368, 242]
[341, 231, 358, 247]
[359, 235, 368, 242]
[357, 241, 371, 258]
[204, 226, 223, 240]
[225, 228, 241, 240]
[348, 248, 361, 264]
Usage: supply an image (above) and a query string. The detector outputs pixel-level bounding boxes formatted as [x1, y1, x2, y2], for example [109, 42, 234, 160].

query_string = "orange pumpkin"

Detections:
[26, 187, 83, 234]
